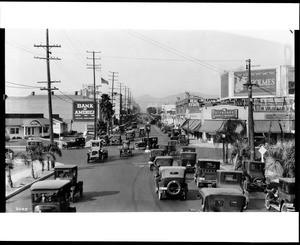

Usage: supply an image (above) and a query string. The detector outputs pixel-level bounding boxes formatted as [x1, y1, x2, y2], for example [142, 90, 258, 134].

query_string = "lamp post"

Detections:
[145, 122, 151, 153]
[222, 134, 226, 164]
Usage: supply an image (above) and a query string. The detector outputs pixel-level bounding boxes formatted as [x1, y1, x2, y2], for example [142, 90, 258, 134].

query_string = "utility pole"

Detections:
[34, 29, 61, 146]
[124, 86, 127, 117]
[87, 51, 101, 140]
[109, 71, 118, 134]
[245, 59, 256, 160]
[119, 83, 123, 126]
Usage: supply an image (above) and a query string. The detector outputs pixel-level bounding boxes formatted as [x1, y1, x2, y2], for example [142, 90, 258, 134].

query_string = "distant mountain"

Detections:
[134, 92, 218, 112]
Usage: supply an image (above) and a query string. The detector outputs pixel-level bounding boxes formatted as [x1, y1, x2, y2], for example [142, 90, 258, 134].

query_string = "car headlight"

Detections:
[199, 177, 205, 181]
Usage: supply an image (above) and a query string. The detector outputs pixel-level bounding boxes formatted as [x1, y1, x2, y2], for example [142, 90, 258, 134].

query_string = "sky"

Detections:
[3, 3, 298, 100]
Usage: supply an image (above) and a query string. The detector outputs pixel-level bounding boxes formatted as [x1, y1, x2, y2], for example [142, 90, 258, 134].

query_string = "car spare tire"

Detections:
[166, 180, 181, 196]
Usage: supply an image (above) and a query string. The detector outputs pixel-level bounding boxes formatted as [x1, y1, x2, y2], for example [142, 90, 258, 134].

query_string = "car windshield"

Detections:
[33, 193, 59, 203]
[152, 151, 164, 156]
[56, 170, 73, 178]
[182, 153, 196, 159]
[223, 173, 239, 182]
[155, 159, 172, 167]
[250, 163, 263, 171]
[92, 142, 100, 147]
[201, 162, 218, 169]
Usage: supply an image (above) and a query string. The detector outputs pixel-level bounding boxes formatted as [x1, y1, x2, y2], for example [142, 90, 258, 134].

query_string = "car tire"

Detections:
[87, 155, 90, 163]
[280, 202, 288, 212]
[72, 190, 76, 203]
[166, 180, 181, 196]
[265, 194, 271, 210]
[243, 178, 249, 192]
[243, 201, 248, 210]
[80, 186, 83, 197]
[158, 190, 163, 200]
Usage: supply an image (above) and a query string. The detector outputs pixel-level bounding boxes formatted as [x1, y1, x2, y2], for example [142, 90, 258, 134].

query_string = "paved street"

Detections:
[6, 124, 268, 212]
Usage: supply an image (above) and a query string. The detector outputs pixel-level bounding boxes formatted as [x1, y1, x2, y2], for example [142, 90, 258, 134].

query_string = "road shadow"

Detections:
[80, 191, 120, 202]
[78, 165, 96, 170]
[187, 189, 201, 201]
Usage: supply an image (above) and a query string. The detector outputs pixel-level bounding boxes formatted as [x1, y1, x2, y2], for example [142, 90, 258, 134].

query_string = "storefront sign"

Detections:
[73, 101, 95, 122]
[212, 108, 238, 119]
[234, 69, 276, 96]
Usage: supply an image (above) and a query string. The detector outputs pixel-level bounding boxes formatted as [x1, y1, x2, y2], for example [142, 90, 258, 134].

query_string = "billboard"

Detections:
[234, 69, 276, 96]
[212, 108, 238, 119]
[73, 101, 95, 122]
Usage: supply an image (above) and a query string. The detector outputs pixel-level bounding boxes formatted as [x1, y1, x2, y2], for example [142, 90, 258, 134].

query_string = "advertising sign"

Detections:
[212, 108, 238, 119]
[234, 69, 276, 96]
[73, 101, 95, 122]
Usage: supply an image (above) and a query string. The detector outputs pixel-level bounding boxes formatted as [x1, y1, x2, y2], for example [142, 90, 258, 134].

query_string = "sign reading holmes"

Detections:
[212, 108, 238, 119]
[234, 69, 276, 96]
[73, 101, 94, 122]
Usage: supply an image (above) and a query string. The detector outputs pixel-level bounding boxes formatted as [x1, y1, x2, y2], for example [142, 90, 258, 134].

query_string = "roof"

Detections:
[159, 166, 186, 177]
[54, 165, 77, 170]
[199, 187, 244, 197]
[199, 120, 224, 133]
[198, 158, 221, 162]
[30, 180, 70, 191]
[155, 156, 173, 160]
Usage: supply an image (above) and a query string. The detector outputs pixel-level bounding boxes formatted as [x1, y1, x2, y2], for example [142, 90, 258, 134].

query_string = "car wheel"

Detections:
[243, 201, 248, 210]
[158, 190, 163, 200]
[87, 155, 90, 163]
[166, 180, 181, 196]
[265, 194, 271, 210]
[101, 155, 105, 162]
[280, 202, 288, 212]
[80, 186, 83, 197]
[243, 179, 249, 192]
[72, 190, 76, 203]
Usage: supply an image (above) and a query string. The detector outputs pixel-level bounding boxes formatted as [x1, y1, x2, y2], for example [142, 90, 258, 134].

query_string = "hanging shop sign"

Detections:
[73, 101, 95, 122]
[234, 69, 276, 96]
[212, 108, 238, 119]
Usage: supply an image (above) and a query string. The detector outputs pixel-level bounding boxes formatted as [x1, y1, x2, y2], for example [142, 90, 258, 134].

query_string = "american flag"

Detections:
[101, 78, 109, 85]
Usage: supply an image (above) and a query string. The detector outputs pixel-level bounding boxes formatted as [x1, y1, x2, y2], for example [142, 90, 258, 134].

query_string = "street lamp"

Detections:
[145, 123, 151, 153]
[221, 134, 227, 164]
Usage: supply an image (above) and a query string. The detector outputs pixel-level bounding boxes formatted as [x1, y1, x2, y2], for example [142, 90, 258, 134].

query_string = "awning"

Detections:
[279, 120, 295, 133]
[181, 119, 202, 132]
[199, 120, 225, 134]
[254, 120, 281, 133]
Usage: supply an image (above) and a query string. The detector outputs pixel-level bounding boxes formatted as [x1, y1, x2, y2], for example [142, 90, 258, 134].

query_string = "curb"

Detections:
[6, 171, 55, 200]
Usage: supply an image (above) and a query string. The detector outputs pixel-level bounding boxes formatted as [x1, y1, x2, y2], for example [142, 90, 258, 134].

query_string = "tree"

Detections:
[5, 149, 14, 188]
[214, 119, 247, 164]
[44, 144, 62, 170]
[99, 94, 114, 134]
[5, 130, 10, 142]
[147, 106, 157, 115]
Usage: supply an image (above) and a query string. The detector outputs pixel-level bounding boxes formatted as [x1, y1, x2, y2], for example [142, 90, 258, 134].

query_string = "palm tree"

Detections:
[99, 94, 114, 134]
[44, 144, 62, 170]
[214, 119, 247, 164]
[5, 149, 14, 188]
[15, 145, 45, 179]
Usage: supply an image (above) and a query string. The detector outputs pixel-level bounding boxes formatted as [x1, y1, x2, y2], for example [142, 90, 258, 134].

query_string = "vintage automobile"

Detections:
[194, 159, 221, 188]
[179, 135, 189, 146]
[119, 140, 134, 157]
[241, 160, 266, 192]
[154, 166, 188, 200]
[139, 137, 159, 150]
[265, 177, 295, 212]
[110, 134, 122, 146]
[216, 170, 248, 210]
[30, 180, 76, 212]
[26, 139, 43, 151]
[99, 134, 110, 146]
[177, 152, 197, 173]
[148, 149, 166, 170]
[181, 146, 196, 152]
[198, 187, 246, 212]
[54, 165, 83, 203]
[134, 141, 147, 150]
[164, 140, 179, 156]
[131, 121, 138, 129]
[151, 156, 174, 174]
[125, 130, 135, 141]
[87, 140, 108, 163]
[138, 127, 146, 137]
[62, 137, 85, 149]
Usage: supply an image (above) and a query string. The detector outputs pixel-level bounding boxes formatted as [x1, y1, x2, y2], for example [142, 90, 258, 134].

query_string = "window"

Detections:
[10, 128, 19, 134]
[43, 127, 48, 133]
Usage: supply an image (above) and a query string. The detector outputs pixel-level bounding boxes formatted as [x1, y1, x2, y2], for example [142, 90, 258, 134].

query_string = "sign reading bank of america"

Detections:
[73, 101, 95, 122]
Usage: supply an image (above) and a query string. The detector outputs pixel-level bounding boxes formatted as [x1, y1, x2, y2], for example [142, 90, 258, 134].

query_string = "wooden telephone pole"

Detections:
[87, 51, 101, 140]
[34, 29, 61, 146]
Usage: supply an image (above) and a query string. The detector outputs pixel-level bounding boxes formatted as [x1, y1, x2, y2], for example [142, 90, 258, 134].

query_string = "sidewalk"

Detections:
[6, 160, 64, 200]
